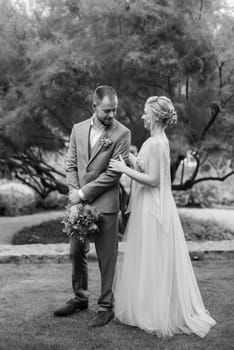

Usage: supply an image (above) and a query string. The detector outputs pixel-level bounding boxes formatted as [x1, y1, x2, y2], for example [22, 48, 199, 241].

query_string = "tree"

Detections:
[0, 0, 233, 197]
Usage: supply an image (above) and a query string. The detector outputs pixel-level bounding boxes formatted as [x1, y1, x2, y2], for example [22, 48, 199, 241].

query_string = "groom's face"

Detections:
[95, 95, 118, 127]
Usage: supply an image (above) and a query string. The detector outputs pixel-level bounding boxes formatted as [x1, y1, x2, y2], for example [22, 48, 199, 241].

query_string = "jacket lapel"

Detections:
[80, 119, 91, 164]
[87, 119, 117, 168]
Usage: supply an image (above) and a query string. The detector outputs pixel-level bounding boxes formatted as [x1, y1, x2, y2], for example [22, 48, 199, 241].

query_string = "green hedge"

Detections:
[12, 214, 234, 245]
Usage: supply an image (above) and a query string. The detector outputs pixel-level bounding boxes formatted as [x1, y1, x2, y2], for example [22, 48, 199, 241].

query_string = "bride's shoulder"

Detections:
[146, 137, 170, 159]
[148, 136, 169, 148]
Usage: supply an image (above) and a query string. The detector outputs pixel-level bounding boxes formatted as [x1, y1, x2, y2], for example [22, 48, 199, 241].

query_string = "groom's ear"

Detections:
[92, 103, 96, 110]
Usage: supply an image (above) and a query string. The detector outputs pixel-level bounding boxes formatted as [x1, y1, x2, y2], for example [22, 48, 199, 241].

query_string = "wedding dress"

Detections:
[113, 134, 216, 338]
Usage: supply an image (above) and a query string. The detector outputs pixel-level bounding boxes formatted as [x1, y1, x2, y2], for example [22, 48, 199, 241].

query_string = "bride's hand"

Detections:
[136, 157, 145, 172]
[109, 155, 128, 173]
[128, 152, 137, 166]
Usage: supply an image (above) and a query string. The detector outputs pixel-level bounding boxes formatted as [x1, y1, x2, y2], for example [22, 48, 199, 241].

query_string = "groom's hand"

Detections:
[69, 189, 81, 204]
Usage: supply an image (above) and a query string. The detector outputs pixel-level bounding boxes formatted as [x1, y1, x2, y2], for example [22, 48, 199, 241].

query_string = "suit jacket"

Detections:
[66, 118, 131, 213]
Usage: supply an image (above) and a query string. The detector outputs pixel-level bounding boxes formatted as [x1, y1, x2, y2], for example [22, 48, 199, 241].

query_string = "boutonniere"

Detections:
[99, 137, 113, 149]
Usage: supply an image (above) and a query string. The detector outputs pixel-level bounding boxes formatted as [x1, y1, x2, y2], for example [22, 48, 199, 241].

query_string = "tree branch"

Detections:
[200, 102, 221, 140]
[172, 171, 234, 190]
[193, 171, 234, 185]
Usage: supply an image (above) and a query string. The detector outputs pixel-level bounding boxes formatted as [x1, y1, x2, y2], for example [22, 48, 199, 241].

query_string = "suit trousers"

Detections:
[70, 213, 119, 309]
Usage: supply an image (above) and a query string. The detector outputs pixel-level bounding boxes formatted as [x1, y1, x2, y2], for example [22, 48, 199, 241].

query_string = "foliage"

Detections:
[175, 186, 234, 208]
[12, 218, 67, 244]
[0, 181, 67, 216]
[0, 182, 37, 216]
[0, 0, 234, 197]
[174, 186, 218, 208]
[12, 212, 234, 244]
[181, 215, 234, 241]
[37, 190, 68, 209]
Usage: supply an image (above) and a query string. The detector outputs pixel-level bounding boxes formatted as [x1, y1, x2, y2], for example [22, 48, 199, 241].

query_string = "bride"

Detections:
[109, 96, 216, 338]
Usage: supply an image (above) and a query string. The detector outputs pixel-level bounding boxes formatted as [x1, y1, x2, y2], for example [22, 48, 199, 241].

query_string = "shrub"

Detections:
[37, 191, 68, 210]
[174, 185, 219, 208]
[181, 216, 234, 241]
[0, 182, 37, 216]
[12, 219, 67, 244]
[12, 213, 234, 244]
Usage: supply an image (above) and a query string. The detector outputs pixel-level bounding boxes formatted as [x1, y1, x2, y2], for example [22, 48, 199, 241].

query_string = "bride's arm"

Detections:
[122, 164, 159, 187]
[128, 152, 137, 167]
[109, 146, 160, 188]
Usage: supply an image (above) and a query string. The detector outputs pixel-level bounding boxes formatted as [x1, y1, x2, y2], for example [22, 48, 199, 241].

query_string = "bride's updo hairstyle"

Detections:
[146, 96, 177, 127]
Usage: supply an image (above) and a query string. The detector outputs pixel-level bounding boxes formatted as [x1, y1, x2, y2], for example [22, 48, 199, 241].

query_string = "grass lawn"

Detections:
[0, 259, 233, 350]
[12, 214, 234, 245]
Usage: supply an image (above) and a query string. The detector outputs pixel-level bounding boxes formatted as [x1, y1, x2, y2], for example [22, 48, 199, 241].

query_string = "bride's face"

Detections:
[141, 104, 152, 130]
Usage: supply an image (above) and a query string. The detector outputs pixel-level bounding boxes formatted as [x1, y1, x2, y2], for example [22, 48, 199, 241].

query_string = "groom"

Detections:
[54, 86, 131, 327]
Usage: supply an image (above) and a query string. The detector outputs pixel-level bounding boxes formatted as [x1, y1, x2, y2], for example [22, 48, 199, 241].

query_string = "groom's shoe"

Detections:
[54, 298, 88, 317]
[89, 310, 114, 327]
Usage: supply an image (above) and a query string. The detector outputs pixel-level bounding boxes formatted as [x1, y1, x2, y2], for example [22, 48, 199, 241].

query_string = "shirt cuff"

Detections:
[78, 189, 87, 201]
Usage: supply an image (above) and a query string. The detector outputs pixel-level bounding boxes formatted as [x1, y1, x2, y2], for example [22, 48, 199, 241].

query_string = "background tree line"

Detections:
[0, 0, 233, 198]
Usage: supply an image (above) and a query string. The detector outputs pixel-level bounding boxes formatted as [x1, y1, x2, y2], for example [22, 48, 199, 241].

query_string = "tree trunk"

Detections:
[199, 0, 204, 20]
[186, 75, 189, 100]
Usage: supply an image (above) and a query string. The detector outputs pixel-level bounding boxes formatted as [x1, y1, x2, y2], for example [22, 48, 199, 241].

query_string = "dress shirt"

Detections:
[89, 116, 105, 149]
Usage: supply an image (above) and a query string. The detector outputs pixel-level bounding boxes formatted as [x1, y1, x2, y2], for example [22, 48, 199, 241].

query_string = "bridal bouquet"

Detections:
[62, 203, 103, 242]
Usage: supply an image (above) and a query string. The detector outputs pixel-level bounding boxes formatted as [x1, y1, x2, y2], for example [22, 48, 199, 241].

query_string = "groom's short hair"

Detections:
[93, 85, 117, 106]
